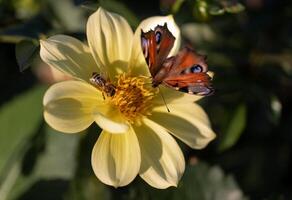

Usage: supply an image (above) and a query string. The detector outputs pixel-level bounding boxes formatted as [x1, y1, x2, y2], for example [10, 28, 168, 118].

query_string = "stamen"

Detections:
[110, 74, 158, 124]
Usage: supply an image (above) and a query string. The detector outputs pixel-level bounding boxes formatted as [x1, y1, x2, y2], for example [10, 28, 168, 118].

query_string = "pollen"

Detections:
[111, 73, 158, 124]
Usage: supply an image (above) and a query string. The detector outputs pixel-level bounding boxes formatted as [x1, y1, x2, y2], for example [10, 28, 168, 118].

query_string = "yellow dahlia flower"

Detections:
[40, 7, 216, 189]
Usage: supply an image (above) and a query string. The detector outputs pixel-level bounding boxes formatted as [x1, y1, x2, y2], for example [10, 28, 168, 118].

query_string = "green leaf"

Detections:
[193, 0, 210, 21]
[80, 1, 99, 11]
[0, 86, 46, 200]
[47, 0, 87, 32]
[11, 0, 41, 19]
[0, 15, 50, 41]
[181, 23, 216, 44]
[0, 158, 22, 200]
[0, 35, 32, 43]
[15, 39, 40, 72]
[65, 174, 110, 200]
[5, 126, 81, 200]
[219, 104, 247, 151]
[171, 0, 185, 14]
[208, 1, 244, 16]
[209, 5, 225, 15]
[224, 3, 245, 14]
[0, 85, 46, 177]
[130, 161, 247, 200]
[34, 127, 80, 179]
[174, 162, 247, 200]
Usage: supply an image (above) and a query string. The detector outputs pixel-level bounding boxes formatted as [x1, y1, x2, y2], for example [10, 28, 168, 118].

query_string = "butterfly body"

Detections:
[141, 23, 214, 96]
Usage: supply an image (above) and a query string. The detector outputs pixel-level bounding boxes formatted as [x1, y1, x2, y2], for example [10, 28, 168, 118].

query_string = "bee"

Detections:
[90, 72, 116, 98]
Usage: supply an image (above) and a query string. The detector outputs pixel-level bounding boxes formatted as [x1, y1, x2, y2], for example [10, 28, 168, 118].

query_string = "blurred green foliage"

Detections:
[15, 39, 39, 72]
[0, 86, 45, 176]
[0, 0, 292, 199]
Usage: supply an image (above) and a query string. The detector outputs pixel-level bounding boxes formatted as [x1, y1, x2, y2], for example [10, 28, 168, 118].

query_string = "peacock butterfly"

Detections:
[141, 23, 214, 96]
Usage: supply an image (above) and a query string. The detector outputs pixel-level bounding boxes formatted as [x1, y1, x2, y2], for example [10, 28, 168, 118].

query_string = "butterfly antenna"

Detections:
[158, 87, 170, 113]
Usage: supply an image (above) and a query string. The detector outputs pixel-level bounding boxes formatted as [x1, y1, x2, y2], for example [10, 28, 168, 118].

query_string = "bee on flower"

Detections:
[40, 7, 216, 188]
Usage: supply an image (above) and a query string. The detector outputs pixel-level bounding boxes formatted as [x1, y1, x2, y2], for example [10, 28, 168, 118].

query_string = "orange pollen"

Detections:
[111, 74, 158, 124]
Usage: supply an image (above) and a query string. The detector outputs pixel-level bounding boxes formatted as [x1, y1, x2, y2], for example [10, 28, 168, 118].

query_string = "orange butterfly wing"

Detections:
[141, 23, 175, 77]
[141, 24, 214, 96]
[162, 47, 214, 95]
[167, 47, 208, 75]
[163, 73, 213, 95]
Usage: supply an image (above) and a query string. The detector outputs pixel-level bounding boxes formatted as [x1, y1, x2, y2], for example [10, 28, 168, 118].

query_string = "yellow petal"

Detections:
[91, 129, 141, 187]
[134, 118, 185, 189]
[44, 80, 129, 134]
[129, 15, 181, 77]
[86, 7, 133, 80]
[43, 81, 104, 133]
[93, 106, 129, 134]
[152, 86, 203, 106]
[43, 81, 103, 106]
[150, 103, 216, 149]
[40, 35, 97, 81]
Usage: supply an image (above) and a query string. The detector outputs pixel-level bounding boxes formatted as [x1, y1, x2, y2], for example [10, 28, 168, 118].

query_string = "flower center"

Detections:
[111, 73, 158, 124]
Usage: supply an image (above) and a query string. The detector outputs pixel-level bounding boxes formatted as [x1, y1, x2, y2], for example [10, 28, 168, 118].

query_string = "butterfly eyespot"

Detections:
[181, 64, 204, 75]
[191, 65, 203, 73]
[155, 31, 162, 44]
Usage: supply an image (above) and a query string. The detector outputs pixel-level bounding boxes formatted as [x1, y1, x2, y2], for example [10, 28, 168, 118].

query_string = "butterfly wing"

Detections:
[141, 23, 175, 77]
[141, 24, 214, 96]
[162, 47, 214, 95]
[167, 47, 208, 75]
[163, 73, 214, 95]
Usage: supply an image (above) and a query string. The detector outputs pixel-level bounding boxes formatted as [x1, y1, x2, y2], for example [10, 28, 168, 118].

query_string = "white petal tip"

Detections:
[166, 14, 175, 21]
[207, 71, 215, 79]
[164, 181, 178, 189]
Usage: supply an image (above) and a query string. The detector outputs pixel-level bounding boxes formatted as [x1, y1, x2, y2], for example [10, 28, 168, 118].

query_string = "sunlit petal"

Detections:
[87, 7, 133, 80]
[150, 103, 216, 149]
[91, 128, 140, 187]
[40, 35, 96, 81]
[129, 15, 181, 76]
[43, 81, 104, 133]
[93, 106, 129, 134]
[152, 86, 203, 106]
[134, 119, 185, 189]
